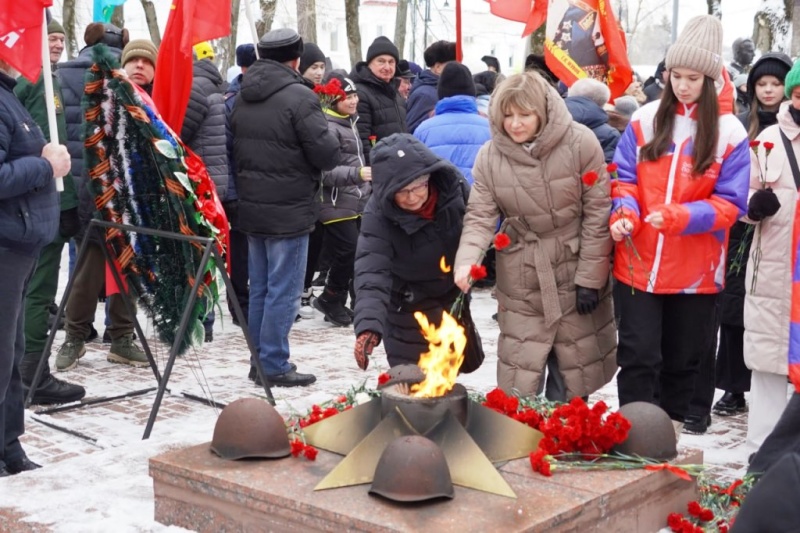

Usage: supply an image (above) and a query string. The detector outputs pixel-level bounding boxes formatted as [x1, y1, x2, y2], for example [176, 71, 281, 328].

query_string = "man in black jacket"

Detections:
[0, 58, 71, 476]
[350, 36, 407, 163]
[232, 28, 339, 387]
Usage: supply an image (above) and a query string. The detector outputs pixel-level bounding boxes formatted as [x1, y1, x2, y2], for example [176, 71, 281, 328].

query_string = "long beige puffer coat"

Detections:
[454, 83, 617, 398]
[743, 102, 800, 376]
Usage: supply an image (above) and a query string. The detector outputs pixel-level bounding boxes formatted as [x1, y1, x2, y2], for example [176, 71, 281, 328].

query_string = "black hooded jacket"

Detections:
[353, 133, 469, 365]
[350, 62, 407, 163]
[231, 59, 340, 237]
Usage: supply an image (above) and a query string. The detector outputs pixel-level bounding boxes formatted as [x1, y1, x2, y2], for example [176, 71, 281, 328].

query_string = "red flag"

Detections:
[522, 0, 547, 36]
[486, 0, 532, 23]
[0, 0, 52, 82]
[543, 0, 632, 99]
[152, 0, 230, 133]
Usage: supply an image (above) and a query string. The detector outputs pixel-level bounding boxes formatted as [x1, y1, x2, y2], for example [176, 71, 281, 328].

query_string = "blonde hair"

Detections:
[489, 72, 550, 139]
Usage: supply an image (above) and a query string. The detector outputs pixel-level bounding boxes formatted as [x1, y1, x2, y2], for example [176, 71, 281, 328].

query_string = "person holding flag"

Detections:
[0, 55, 71, 475]
[14, 18, 86, 405]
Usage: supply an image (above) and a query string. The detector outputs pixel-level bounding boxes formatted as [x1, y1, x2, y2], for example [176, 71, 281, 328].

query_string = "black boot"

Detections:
[712, 392, 747, 416]
[312, 288, 353, 327]
[682, 414, 712, 435]
[19, 354, 86, 405]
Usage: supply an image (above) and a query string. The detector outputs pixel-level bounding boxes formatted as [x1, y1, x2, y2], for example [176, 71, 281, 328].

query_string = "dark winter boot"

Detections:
[312, 288, 353, 327]
[19, 354, 86, 405]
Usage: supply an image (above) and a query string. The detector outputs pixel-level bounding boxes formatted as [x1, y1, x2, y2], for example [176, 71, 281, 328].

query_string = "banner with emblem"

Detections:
[543, 0, 631, 99]
[0, 0, 52, 82]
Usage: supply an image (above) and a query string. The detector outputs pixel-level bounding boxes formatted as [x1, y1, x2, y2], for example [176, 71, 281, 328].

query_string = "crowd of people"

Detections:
[2, 14, 799, 494]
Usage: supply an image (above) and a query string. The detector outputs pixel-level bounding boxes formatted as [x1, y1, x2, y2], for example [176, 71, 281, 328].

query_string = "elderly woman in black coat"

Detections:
[352, 134, 478, 370]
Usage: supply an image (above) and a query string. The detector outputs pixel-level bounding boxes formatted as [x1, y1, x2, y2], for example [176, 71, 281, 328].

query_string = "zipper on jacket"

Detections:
[648, 111, 690, 291]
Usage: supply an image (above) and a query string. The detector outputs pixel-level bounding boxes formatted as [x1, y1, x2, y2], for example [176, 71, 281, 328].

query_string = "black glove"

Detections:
[575, 285, 599, 315]
[59, 207, 80, 239]
[748, 188, 781, 221]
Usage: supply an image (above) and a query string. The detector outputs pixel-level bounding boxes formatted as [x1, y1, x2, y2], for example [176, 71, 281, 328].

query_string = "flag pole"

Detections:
[41, 8, 63, 192]
[455, 0, 462, 61]
[243, 0, 261, 59]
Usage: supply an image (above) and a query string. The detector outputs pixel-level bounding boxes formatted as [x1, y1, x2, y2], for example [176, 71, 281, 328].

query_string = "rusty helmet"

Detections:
[210, 398, 290, 460]
[612, 402, 677, 461]
[369, 436, 454, 502]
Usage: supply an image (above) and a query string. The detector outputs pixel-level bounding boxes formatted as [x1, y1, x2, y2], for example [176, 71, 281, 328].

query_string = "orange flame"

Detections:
[439, 255, 451, 273]
[410, 311, 466, 398]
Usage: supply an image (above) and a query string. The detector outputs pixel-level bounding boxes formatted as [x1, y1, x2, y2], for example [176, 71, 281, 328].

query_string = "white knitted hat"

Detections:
[665, 15, 723, 79]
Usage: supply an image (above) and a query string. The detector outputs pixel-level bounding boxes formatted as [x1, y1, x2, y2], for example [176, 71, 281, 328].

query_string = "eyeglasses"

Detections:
[396, 179, 429, 198]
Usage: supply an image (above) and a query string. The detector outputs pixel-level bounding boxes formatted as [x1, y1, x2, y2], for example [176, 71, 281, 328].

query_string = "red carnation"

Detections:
[667, 513, 683, 532]
[377, 372, 390, 385]
[606, 162, 619, 173]
[494, 232, 511, 250]
[303, 445, 318, 461]
[763, 141, 775, 152]
[699, 508, 714, 522]
[290, 439, 304, 457]
[687, 500, 702, 517]
[470, 264, 488, 281]
[750, 140, 760, 148]
[582, 171, 599, 187]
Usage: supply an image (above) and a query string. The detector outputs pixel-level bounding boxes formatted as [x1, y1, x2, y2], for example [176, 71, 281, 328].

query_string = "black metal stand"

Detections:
[26, 219, 275, 440]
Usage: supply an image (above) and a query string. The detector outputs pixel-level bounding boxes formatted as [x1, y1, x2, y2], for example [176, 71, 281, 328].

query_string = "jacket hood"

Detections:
[194, 59, 224, 88]
[778, 100, 800, 141]
[490, 82, 572, 163]
[412, 69, 439, 90]
[240, 59, 312, 103]
[564, 96, 609, 129]
[434, 95, 478, 115]
[370, 133, 463, 229]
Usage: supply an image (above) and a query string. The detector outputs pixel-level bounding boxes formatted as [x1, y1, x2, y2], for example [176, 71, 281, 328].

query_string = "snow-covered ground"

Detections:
[0, 248, 758, 531]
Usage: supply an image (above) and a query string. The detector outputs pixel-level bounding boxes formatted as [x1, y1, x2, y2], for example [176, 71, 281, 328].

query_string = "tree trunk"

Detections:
[793, 0, 800, 56]
[345, 0, 362, 68]
[110, 5, 124, 30]
[706, 0, 721, 17]
[219, 0, 241, 75]
[62, 0, 79, 59]
[297, 0, 318, 43]
[255, 0, 277, 37]
[394, 0, 409, 58]
[140, 0, 161, 46]
[752, 1, 790, 53]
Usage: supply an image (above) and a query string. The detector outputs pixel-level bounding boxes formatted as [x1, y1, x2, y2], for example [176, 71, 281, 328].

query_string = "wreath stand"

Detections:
[25, 219, 274, 440]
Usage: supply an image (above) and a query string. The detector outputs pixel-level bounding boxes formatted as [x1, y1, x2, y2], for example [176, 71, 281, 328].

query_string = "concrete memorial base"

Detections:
[150, 443, 701, 532]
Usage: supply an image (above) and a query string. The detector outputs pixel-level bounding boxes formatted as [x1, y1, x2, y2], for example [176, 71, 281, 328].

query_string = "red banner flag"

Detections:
[0, 0, 52, 82]
[152, 0, 230, 134]
[543, 0, 632, 99]
[487, 0, 532, 23]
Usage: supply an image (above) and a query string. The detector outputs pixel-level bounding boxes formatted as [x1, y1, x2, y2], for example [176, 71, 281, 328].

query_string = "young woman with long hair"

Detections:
[610, 15, 750, 436]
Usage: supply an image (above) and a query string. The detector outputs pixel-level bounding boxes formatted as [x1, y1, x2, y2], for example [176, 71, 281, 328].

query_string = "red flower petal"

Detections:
[494, 232, 511, 251]
[469, 264, 488, 281]
[377, 372, 390, 385]
[763, 141, 775, 151]
[749, 140, 760, 148]
[687, 501, 702, 517]
[699, 508, 714, 522]
[581, 171, 599, 187]
[290, 439, 304, 457]
[303, 445, 319, 460]
[606, 162, 618, 173]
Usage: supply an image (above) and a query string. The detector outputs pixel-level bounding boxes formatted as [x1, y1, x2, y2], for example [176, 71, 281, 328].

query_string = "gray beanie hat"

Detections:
[665, 15, 723, 79]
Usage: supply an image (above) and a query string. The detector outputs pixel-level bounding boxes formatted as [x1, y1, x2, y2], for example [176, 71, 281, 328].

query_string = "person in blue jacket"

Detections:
[414, 62, 491, 184]
[405, 40, 456, 133]
[564, 77, 620, 163]
[0, 58, 72, 476]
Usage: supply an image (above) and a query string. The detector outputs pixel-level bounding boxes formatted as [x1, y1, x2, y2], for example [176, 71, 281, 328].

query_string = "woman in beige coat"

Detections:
[454, 72, 617, 400]
[742, 62, 800, 453]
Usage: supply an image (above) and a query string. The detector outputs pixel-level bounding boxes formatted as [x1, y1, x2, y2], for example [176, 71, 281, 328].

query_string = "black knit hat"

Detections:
[299, 43, 326, 75]
[258, 28, 304, 63]
[423, 40, 456, 67]
[236, 44, 256, 68]
[437, 62, 476, 99]
[747, 52, 793, 98]
[481, 55, 500, 72]
[366, 36, 399, 65]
